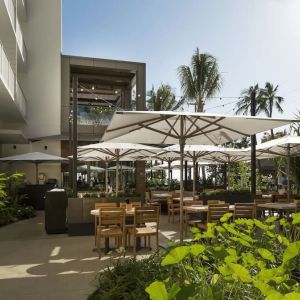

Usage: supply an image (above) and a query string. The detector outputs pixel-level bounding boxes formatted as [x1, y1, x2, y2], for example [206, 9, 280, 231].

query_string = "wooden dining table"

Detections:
[257, 203, 296, 211]
[173, 196, 195, 203]
[90, 208, 135, 217]
[183, 204, 235, 213]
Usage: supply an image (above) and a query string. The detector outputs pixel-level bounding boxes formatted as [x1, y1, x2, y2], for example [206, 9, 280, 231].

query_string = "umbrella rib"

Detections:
[105, 116, 164, 134]
[139, 123, 179, 140]
[164, 117, 180, 138]
[184, 116, 201, 136]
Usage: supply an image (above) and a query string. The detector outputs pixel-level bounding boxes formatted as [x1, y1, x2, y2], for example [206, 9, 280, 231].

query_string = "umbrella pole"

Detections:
[193, 156, 196, 198]
[168, 160, 171, 191]
[105, 160, 108, 193]
[35, 163, 39, 184]
[116, 150, 120, 196]
[287, 144, 291, 200]
[179, 116, 185, 243]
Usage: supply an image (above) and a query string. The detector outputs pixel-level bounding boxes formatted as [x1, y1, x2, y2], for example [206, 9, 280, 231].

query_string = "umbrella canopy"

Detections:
[101, 110, 295, 242]
[255, 135, 300, 198]
[108, 165, 135, 171]
[77, 165, 105, 173]
[0, 152, 67, 184]
[78, 142, 161, 195]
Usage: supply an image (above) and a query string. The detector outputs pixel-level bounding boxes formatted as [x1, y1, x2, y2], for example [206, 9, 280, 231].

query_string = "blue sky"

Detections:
[62, 0, 300, 119]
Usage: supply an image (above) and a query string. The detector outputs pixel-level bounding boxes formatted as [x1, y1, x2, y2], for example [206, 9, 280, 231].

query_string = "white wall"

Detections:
[18, 0, 61, 139]
[0, 140, 63, 186]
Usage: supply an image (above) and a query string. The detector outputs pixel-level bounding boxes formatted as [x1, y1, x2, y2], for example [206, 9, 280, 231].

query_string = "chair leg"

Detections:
[97, 235, 101, 258]
[172, 211, 175, 223]
[156, 233, 159, 252]
[133, 234, 136, 257]
[168, 210, 170, 223]
[148, 236, 151, 249]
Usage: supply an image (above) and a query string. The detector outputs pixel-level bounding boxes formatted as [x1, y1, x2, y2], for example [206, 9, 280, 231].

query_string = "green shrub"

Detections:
[16, 206, 36, 220]
[88, 254, 166, 300]
[146, 213, 300, 300]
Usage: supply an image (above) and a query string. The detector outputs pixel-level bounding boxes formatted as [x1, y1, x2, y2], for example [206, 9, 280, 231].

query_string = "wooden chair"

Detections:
[94, 202, 118, 245]
[120, 201, 141, 209]
[197, 204, 230, 231]
[129, 207, 160, 257]
[145, 191, 161, 213]
[184, 200, 204, 235]
[234, 203, 256, 219]
[184, 200, 203, 207]
[294, 200, 300, 212]
[207, 200, 225, 205]
[167, 195, 180, 223]
[277, 198, 292, 204]
[254, 198, 271, 219]
[96, 207, 125, 258]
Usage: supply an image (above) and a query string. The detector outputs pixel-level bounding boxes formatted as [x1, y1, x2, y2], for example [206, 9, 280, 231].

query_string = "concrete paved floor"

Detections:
[0, 211, 181, 300]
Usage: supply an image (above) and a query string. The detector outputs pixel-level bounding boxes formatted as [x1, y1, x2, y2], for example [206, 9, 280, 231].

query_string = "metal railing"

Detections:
[0, 41, 15, 99]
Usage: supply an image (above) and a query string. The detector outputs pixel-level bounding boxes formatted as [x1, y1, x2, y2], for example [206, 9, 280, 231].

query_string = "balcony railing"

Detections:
[16, 17, 27, 63]
[0, 41, 15, 98]
[77, 106, 115, 126]
[16, 81, 27, 119]
[4, 0, 16, 31]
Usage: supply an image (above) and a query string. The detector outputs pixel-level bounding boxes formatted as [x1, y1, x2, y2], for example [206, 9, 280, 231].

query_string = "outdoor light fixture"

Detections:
[92, 86, 95, 90]
[115, 90, 118, 94]
[80, 88, 83, 92]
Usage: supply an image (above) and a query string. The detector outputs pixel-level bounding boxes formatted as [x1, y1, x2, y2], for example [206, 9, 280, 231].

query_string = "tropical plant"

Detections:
[147, 84, 184, 111]
[177, 48, 222, 112]
[261, 82, 284, 138]
[235, 84, 265, 115]
[290, 110, 300, 136]
[146, 213, 300, 300]
[88, 254, 166, 300]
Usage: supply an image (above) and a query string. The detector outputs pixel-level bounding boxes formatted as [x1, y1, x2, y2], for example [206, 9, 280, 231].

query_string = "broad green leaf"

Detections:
[161, 246, 190, 266]
[283, 241, 300, 264]
[230, 237, 252, 248]
[145, 281, 168, 300]
[257, 248, 276, 263]
[190, 244, 205, 256]
[265, 216, 277, 223]
[227, 263, 252, 283]
[265, 293, 283, 300]
[292, 213, 300, 225]
[211, 274, 219, 285]
[218, 264, 232, 276]
[254, 219, 271, 231]
[191, 227, 200, 234]
[282, 292, 300, 300]
[277, 235, 290, 246]
[168, 283, 181, 299]
[254, 281, 282, 298]
[175, 284, 197, 300]
[220, 212, 233, 223]
[242, 252, 257, 266]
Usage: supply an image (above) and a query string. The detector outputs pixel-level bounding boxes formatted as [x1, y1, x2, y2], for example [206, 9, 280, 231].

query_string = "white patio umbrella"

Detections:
[77, 165, 105, 173]
[78, 142, 161, 195]
[101, 110, 295, 242]
[255, 135, 300, 198]
[0, 152, 68, 184]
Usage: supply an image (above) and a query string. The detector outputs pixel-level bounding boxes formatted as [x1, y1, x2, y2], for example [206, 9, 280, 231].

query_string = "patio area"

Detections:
[0, 211, 180, 300]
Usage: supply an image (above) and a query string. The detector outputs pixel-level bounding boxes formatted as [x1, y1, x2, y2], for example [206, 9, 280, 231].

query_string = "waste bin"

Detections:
[45, 189, 67, 234]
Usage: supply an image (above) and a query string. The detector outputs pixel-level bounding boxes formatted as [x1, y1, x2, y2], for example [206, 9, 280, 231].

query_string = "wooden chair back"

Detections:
[145, 191, 152, 203]
[207, 204, 229, 223]
[294, 200, 300, 212]
[277, 198, 291, 204]
[98, 207, 125, 227]
[95, 202, 118, 209]
[134, 207, 159, 227]
[184, 200, 203, 206]
[234, 203, 256, 219]
[120, 201, 141, 208]
[207, 200, 225, 205]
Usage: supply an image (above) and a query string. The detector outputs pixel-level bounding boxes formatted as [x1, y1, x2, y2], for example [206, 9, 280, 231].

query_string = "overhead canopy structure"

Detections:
[0, 152, 68, 184]
[101, 110, 295, 242]
[78, 142, 161, 195]
[256, 135, 300, 198]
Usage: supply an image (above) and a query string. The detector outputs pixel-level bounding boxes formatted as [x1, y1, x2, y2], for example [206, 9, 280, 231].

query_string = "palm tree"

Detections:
[261, 82, 284, 138]
[290, 111, 300, 136]
[177, 48, 222, 112]
[235, 84, 266, 115]
[146, 84, 184, 111]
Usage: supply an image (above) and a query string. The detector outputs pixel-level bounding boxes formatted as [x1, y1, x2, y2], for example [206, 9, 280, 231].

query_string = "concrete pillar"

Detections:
[135, 64, 146, 110]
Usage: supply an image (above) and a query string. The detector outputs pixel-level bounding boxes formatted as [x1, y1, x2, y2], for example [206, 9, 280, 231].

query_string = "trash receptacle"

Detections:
[45, 189, 67, 234]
